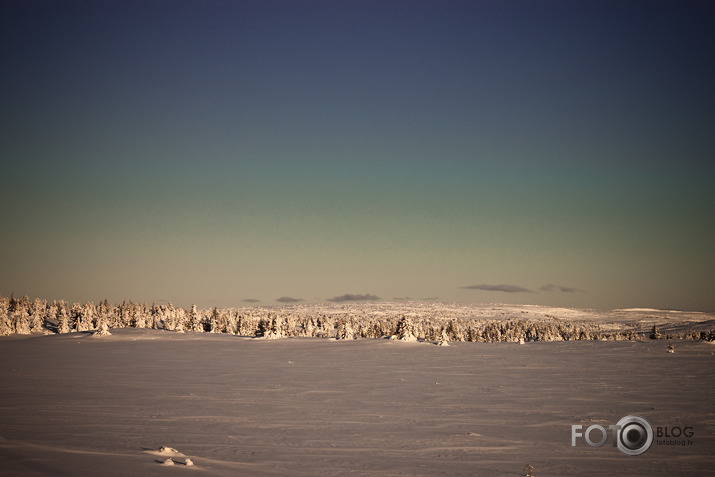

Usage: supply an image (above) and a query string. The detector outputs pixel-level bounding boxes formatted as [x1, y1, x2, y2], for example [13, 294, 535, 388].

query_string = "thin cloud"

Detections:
[327, 293, 381, 303]
[242, 298, 260, 303]
[461, 284, 534, 293]
[276, 296, 302, 303]
[539, 284, 585, 293]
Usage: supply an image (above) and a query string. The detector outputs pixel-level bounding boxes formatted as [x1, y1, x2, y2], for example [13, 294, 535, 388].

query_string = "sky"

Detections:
[1, 0, 714, 311]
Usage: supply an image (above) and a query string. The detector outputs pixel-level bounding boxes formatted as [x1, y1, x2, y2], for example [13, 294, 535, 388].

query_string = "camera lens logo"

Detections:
[571, 415, 654, 456]
[615, 415, 653, 456]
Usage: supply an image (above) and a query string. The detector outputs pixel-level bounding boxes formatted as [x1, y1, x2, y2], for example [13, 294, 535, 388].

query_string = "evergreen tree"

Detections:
[163, 302, 177, 331]
[150, 303, 160, 329]
[437, 326, 451, 346]
[226, 311, 238, 335]
[94, 312, 112, 336]
[0, 298, 12, 336]
[14, 302, 31, 334]
[71, 303, 83, 331]
[206, 307, 220, 332]
[187, 304, 202, 332]
[95, 299, 112, 330]
[29, 298, 46, 332]
[174, 307, 187, 332]
[8, 292, 17, 313]
[336, 318, 355, 340]
[393, 315, 417, 341]
[56, 307, 71, 334]
[131, 304, 147, 328]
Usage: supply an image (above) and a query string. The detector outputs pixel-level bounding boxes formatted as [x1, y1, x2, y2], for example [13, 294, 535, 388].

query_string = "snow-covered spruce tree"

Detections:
[167, 303, 179, 331]
[317, 315, 334, 338]
[216, 308, 233, 334]
[118, 301, 131, 327]
[236, 314, 250, 336]
[303, 316, 317, 337]
[355, 317, 372, 339]
[7, 293, 18, 314]
[95, 299, 112, 330]
[73, 302, 95, 332]
[52, 300, 69, 333]
[225, 311, 238, 335]
[45, 301, 58, 332]
[174, 307, 187, 332]
[160, 304, 173, 331]
[336, 318, 355, 340]
[437, 326, 451, 346]
[450, 319, 468, 341]
[149, 303, 160, 329]
[284, 313, 298, 337]
[256, 315, 269, 338]
[250, 312, 263, 336]
[187, 304, 203, 332]
[263, 315, 285, 339]
[130, 304, 146, 329]
[203, 308, 215, 332]
[315, 314, 326, 336]
[376, 315, 392, 338]
[200, 308, 212, 332]
[158, 302, 179, 331]
[163, 303, 175, 330]
[56, 306, 71, 333]
[207, 307, 220, 333]
[29, 298, 46, 333]
[14, 299, 32, 334]
[100, 301, 118, 329]
[463, 322, 480, 342]
[72, 302, 84, 331]
[94, 312, 111, 336]
[481, 321, 500, 342]
[410, 318, 427, 341]
[392, 315, 418, 341]
[422, 322, 439, 342]
[524, 325, 537, 342]
[0, 298, 12, 336]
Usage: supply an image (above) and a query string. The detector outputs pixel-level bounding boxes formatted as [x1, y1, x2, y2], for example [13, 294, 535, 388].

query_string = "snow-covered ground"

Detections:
[1, 316, 714, 476]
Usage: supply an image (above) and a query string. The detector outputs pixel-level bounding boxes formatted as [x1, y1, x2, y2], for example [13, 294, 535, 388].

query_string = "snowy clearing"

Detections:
[1, 324, 714, 476]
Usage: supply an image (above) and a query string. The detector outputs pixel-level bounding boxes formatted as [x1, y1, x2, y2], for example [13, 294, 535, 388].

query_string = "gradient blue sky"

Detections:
[2, 0, 714, 310]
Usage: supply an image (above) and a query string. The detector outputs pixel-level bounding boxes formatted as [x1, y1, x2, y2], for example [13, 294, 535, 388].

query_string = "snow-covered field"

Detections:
[1, 305, 714, 476]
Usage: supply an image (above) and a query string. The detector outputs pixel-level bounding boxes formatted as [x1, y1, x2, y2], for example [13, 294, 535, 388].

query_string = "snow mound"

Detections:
[390, 333, 418, 342]
[146, 445, 186, 457]
[93, 326, 112, 337]
[159, 446, 181, 455]
[146, 445, 198, 467]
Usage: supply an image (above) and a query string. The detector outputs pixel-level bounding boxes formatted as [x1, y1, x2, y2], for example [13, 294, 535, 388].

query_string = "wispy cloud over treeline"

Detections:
[461, 284, 534, 293]
[539, 284, 585, 293]
[462, 283, 585, 294]
[276, 296, 302, 303]
[327, 293, 380, 303]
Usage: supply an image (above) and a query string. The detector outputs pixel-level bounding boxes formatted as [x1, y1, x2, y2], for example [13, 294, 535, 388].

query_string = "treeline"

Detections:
[1, 294, 714, 343]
